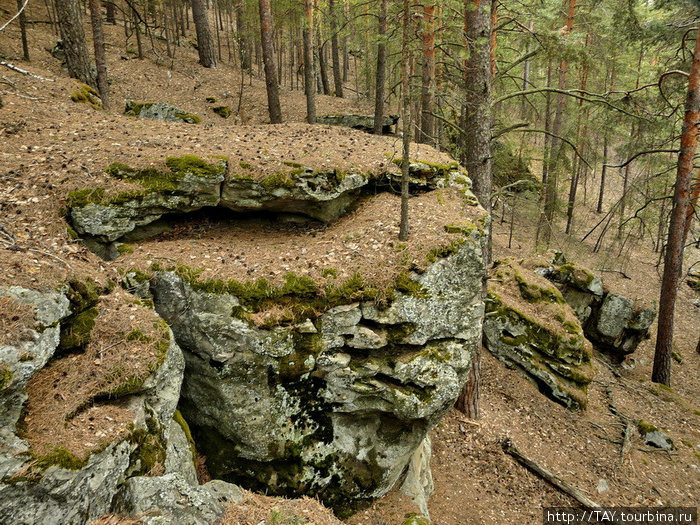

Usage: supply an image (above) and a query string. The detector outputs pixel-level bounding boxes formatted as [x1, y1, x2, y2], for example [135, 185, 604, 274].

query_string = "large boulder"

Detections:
[483, 259, 593, 410]
[148, 224, 486, 513]
[527, 255, 656, 358]
[68, 156, 227, 245]
[66, 156, 471, 255]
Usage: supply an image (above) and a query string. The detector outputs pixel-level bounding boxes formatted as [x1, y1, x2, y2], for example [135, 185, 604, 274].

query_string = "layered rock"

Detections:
[146, 223, 485, 513]
[483, 259, 593, 410]
[68, 156, 227, 244]
[528, 255, 656, 357]
[316, 114, 400, 134]
[0, 286, 239, 525]
[66, 155, 470, 256]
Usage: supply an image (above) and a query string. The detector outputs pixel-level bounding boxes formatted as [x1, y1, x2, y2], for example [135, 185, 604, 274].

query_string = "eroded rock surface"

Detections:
[483, 259, 593, 410]
[148, 226, 485, 512]
[125, 101, 201, 123]
[528, 254, 656, 357]
[0, 286, 239, 525]
[66, 155, 471, 258]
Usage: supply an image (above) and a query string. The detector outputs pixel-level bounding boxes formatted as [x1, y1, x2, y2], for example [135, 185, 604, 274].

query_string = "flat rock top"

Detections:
[115, 188, 486, 289]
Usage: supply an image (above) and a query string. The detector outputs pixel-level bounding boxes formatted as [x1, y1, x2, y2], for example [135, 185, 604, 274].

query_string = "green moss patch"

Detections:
[0, 364, 13, 392]
[160, 264, 431, 327]
[70, 83, 103, 110]
[212, 105, 231, 118]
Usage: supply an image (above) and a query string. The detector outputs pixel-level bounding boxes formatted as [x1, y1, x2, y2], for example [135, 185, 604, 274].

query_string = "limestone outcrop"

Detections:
[66, 155, 471, 258]
[527, 255, 656, 357]
[483, 259, 593, 410]
[0, 285, 239, 525]
[143, 221, 485, 513]
[124, 101, 201, 123]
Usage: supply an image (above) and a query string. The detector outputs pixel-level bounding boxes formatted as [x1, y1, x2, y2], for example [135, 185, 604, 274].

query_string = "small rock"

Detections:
[643, 430, 674, 451]
[596, 479, 610, 494]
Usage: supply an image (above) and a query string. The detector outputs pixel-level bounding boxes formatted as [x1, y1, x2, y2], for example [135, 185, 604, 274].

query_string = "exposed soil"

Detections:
[1, 5, 698, 525]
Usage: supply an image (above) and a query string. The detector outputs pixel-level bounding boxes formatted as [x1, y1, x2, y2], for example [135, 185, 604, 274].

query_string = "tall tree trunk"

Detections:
[398, 0, 411, 242]
[235, 2, 250, 70]
[652, 28, 700, 386]
[329, 0, 343, 97]
[303, 0, 315, 123]
[565, 34, 589, 234]
[463, 0, 493, 263]
[457, 0, 493, 420]
[258, 0, 282, 123]
[17, 0, 30, 61]
[55, 0, 96, 87]
[419, 4, 435, 145]
[683, 169, 700, 242]
[542, 0, 576, 246]
[373, 0, 388, 135]
[317, 32, 330, 95]
[192, 0, 216, 67]
[105, 0, 115, 24]
[88, 0, 109, 109]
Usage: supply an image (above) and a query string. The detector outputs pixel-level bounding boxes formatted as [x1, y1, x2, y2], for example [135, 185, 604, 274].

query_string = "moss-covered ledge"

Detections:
[66, 155, 227, 244]
[483, 258, 593, 410]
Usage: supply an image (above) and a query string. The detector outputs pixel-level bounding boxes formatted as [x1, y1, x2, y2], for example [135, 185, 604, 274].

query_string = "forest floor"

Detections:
[0, 6, 698, 524]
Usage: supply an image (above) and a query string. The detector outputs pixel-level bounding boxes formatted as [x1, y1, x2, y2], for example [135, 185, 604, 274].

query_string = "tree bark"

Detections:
[88, 0, 109, 109]
[419, 4, 435, 145]
[542, 0, 576, 246]
[258, 0, 282, 123]
[329, 0, 343, 97]
[398, 0, 411, 242]
[373, 0, 388, 135]
[55, 0, 96, 87]
[17, 0, 30, 61]
[303, 0, 315, 123]
[463, 0, 493, 263]
[235, 1, 251, 71]
[192, 0, 216, 68]
[458, 0, 493, 420]
[105, 0, 115, 24]
[652, 27, 700, 386]
[317, 31, 330, 95]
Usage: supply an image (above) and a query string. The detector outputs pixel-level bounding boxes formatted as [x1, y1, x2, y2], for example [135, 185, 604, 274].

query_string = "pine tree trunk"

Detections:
[17, 0, 30, 61]
[419, 4, 435, 145]
[329, 0, 343, 97]
[88, 0, 109, 109]
[317, 32, 330, 95]
[55, 0, 96, 87]
[458, 0, 493, 420]
[192, 0, 216, 67]
[398, 0, 411, 242]
[542, 0, 576, 246]
[258, 0, 282, 123]
[373, 0, 388, 135]
[105, 0, 115, 24]
[463, 0, 493, 263]
[303, 0, 315, 123]
[652, 27, 700, 386]
[235, 1, 250, 70]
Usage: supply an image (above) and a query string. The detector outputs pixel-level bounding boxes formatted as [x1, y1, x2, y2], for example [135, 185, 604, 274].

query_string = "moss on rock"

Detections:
[70, 83, 103, 110]
[212, 105, 231, 118]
